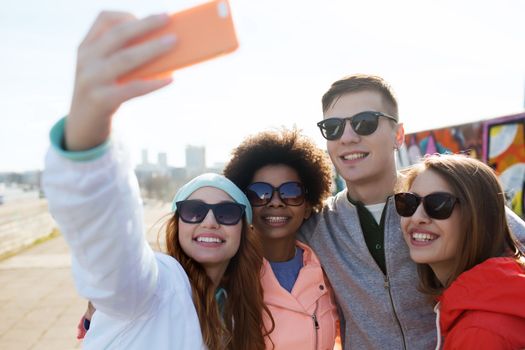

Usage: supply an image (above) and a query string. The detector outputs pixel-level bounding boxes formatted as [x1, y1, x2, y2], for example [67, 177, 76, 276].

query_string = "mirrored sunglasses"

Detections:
[246, 181, 306, 207]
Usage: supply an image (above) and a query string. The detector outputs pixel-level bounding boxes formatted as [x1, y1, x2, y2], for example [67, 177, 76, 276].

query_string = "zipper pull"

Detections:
[312, 313, 320, 329]
[384, 276, 390, 289]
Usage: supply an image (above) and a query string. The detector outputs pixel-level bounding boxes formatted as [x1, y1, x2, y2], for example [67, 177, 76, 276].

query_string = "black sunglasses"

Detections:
[317, 111, 398, 140]
[394, 192, 459, 220]
[246, 182, 306, 207]
[176, 200, 245, 225]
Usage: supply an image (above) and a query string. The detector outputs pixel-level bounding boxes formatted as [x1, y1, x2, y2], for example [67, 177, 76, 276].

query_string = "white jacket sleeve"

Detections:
[42, 141, 159, 320]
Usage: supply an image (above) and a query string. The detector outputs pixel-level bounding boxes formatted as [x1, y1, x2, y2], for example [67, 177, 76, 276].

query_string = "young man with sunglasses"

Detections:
[299, 74, 525, 349]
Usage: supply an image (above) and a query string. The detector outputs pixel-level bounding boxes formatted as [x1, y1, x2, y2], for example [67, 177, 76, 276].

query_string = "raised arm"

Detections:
[43, 11, 177, 320]
[66, 11, 175, 151]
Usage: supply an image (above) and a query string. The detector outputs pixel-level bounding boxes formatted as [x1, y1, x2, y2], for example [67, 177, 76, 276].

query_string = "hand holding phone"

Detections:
[65, 1, 239, 151]
[119, 0, 239, 82]
[66, 12, 176, 152]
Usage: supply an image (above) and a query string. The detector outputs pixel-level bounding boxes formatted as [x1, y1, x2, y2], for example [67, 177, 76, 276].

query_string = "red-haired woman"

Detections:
[43, 11, 271, 349]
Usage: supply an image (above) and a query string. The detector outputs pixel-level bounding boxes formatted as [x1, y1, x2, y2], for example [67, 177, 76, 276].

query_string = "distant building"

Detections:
[0, 171, 41, 190]
[158, 152, 167, 169]
[169, 167, 187, 182]
[0, 172, 22, 184]
[185, 145, 206, 177]
[207, 162, 226, 175]
[136, 151, 170, 185]
[134, 146, 225, 199]
[141, 149, 149, 165]
[21, 171, 41, 189]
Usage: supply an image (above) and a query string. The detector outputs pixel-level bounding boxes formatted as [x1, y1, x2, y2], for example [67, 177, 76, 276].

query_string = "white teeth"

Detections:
[196, 237, 222, 243]
[412, 233, 436, 242]
[343, 153, 367, 161]
[265, 216, 288, 223]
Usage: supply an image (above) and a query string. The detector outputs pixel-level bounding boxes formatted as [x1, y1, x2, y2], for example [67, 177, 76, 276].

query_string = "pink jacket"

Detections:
[262, 241, 339, 350]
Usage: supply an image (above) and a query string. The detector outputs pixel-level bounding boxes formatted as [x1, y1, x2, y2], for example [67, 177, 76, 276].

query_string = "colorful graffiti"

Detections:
[403, 122, 483, 162]
[400, 113, 525, 217]
[485, 115, 525, 217]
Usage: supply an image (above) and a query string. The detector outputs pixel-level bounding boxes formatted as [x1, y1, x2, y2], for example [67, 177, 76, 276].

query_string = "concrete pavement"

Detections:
[0, 201, 170, 350]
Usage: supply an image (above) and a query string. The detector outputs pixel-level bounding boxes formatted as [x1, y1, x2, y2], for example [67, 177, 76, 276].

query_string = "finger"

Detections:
[80, 11, 136, 47]
[92, 13, 170, 59]
[102, 78, 173, 106]
[100, 34, 177, 81]
[77, 12, 136, 74]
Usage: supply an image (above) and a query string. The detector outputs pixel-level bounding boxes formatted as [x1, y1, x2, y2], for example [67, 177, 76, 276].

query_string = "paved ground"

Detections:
[0, 201, 170, 350]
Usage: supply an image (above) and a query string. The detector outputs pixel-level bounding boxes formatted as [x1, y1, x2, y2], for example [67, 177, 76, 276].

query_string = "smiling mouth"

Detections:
[341, 153, 368, 161]
[411, 232, 438, 242]
[194, 237, 225, 243]
[263, 216, 290, 225]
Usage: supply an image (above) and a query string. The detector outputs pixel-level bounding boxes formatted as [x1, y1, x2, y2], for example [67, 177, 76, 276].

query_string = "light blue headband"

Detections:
[171, 173, 252, 224]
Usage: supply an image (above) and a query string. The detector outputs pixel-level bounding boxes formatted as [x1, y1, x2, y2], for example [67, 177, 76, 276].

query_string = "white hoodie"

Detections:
[43, 140, 205, 349]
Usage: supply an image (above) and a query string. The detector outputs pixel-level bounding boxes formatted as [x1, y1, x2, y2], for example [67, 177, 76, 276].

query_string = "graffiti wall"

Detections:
[485, 115, 525, 217]
[401, 113, 525, 217]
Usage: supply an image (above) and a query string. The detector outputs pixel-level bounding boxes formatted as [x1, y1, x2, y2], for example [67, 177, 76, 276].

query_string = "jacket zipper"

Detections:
[311, 301, 320, 350]
[434, 302, 442, 350]
[384, 275, 407, 350]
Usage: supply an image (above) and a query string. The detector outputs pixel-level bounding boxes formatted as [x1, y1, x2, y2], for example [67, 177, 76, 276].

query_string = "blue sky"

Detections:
[1, 0, 524, 171]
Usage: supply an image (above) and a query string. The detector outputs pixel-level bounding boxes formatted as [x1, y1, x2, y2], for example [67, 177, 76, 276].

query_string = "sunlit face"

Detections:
[250, 164, 311, 242]
[178, 187, 242, 272]
[324, 91, 403, 186]
[400, 169, 462, 281]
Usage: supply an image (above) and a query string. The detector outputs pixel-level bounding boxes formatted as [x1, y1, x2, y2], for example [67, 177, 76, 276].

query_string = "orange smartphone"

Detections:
[119, 0, 239, 82]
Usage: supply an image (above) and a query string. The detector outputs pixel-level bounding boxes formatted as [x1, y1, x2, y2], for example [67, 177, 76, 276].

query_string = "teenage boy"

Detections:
[299, 74, 525, 349]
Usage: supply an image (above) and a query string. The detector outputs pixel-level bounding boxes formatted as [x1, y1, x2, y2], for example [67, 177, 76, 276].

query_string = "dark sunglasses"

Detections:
[317, 111, 398, 140]
[246, 181, 306, 207]
[394, 192, 459, 220]
[176, 200, 245, 225]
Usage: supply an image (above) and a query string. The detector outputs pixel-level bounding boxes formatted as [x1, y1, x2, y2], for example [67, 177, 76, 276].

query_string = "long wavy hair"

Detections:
[399, 154, 525, 295]
[165, 213, 274, 350]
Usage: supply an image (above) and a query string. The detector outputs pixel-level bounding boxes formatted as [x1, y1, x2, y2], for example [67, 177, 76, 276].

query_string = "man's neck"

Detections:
[346, 171, 397, 205]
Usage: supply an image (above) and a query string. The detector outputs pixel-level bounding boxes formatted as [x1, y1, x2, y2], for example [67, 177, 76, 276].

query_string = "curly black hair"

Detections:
[223, 128, 332, 211]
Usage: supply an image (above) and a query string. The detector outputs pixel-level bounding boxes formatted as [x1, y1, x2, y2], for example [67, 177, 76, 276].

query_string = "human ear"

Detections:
[394, 123, 405, 149]
[304, 203, 313, 220]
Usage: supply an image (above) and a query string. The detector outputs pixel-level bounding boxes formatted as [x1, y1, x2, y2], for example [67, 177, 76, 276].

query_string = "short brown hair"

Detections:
[322, 74, 399, 119]
[223, 128, 332, 212]
[398, 154, 525, 295]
